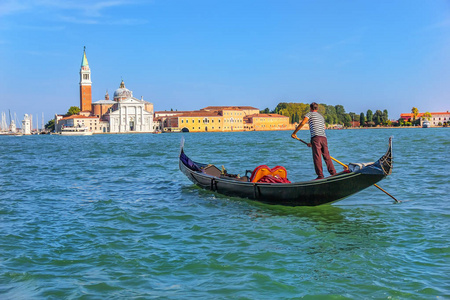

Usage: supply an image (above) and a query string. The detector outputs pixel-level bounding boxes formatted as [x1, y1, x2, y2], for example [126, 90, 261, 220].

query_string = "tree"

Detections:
[317, 103, 327, 116]
[411, 107, 419, 120]
[45, 119, 55, 131]
[343, 114, 352, 127]
[422, 112, 432, 120]
[366, 109, 373, 124]
[373, 110, 383, 126]
[325, 105, 337, 125]
[261, 108, 270, 114]
[335, 105, 346, 124]
[67, 106, 80, 116]
[382, 109, 388, 125]
[335, 105, 345, 116]
[360, 112, 365, 126]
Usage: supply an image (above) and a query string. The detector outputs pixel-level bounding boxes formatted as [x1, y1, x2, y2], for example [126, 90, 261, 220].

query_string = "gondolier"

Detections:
[291, 102, 336, 180]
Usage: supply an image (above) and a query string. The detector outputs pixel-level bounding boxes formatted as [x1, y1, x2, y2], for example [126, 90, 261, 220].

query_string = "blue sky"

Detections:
[0, 0, 449, 125]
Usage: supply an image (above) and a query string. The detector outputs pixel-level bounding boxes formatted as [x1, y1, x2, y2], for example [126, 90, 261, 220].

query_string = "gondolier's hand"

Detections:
[307, 143, 312, 147]
[291, 133, 298, 140]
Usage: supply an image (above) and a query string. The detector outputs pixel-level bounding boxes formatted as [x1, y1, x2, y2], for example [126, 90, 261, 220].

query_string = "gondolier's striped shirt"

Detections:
[305, 111, 326, 138]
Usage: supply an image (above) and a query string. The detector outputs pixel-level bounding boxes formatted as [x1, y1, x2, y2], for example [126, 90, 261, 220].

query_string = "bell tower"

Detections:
[79, 46, 92, 113]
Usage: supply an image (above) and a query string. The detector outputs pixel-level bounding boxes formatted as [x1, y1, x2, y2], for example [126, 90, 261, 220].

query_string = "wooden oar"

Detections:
[293, 137, 400, 203]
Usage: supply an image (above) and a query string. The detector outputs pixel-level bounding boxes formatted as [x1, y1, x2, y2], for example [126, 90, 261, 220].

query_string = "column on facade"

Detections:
[118, 103, 122, 132]
[125, 106, 129, 132]
[140, 106, 144, 131]
[135, 106, 139, 132]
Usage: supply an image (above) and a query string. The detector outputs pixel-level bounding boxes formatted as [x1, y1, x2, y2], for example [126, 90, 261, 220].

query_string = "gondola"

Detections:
[179, 137, 393, 206]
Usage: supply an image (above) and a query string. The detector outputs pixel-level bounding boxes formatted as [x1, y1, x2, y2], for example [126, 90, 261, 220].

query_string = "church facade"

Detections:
[98, 81, 154, 133]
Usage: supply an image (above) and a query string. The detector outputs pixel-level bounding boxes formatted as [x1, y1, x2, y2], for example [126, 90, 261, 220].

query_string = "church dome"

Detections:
[113, 80, 132, 100]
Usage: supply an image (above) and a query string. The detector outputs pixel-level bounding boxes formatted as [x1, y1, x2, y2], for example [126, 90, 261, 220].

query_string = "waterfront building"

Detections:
[56, 115, 108, 133]
[173, 111, 224, 132]
[162, 108, 245, 133]
[101, 81, 154, 133]
[160, 107, 289, 132]
[243, 114, 289, 131]
[220, 108, 245, 131]
[155, 111, 191, 131]
[201, 106, 260, 116]
[153, 118, 162, 132]
[400, 111, 450, 127]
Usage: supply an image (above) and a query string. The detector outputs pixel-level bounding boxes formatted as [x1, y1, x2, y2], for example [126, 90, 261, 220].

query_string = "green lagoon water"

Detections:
[0, 129, 449, 299]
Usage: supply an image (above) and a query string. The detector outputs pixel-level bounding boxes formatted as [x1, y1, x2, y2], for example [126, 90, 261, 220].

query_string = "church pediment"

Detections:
[121, 98, 142, 104]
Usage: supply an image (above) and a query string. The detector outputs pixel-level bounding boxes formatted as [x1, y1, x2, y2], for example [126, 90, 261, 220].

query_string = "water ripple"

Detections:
[0, 130, 449, 298]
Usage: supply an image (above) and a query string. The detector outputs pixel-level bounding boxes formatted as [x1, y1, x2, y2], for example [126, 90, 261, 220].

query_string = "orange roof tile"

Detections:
[175, 111, 221, 117]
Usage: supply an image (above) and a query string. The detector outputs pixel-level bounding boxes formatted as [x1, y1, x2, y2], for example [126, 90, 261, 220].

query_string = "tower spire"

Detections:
[79, 46, 92, 113]
[81, 46, 89, 68]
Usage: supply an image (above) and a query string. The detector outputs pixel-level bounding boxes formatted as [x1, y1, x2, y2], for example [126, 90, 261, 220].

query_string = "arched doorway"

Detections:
[181, 127, 190, 132]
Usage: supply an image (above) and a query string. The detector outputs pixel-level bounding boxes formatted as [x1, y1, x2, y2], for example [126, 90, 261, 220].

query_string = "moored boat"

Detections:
[59, 126, 93, 136]
[179, 137, 393, 206]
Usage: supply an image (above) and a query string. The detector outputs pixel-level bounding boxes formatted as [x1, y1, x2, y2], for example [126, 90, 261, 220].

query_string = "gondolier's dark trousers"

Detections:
[311, 136, 336, 178]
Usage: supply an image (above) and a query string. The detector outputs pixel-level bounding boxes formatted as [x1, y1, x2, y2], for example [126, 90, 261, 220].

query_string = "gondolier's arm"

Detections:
[291, 116, 311, 147]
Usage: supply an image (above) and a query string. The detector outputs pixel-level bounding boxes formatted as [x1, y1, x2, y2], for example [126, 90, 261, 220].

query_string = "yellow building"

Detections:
[244, 114, 290, 131]
[221, 109, 245, 131]
[165, 111, 224, 132]
[201, 106, 259, 116]
[162, 107, 290, 133]
[163, 107, 247, 132]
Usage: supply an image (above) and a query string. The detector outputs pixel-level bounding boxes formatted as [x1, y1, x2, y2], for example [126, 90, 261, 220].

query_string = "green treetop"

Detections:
[67, 106, 80, 116]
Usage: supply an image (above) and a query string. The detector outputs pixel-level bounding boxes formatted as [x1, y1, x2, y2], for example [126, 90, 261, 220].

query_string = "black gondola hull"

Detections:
[179, 138, 393, 206]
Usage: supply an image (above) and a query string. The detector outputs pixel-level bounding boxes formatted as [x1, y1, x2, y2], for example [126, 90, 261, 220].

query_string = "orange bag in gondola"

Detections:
[249, 165, 289, 183]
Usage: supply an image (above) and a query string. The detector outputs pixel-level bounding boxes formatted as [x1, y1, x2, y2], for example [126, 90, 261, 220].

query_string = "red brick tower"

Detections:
[79, 47, 92, 113]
